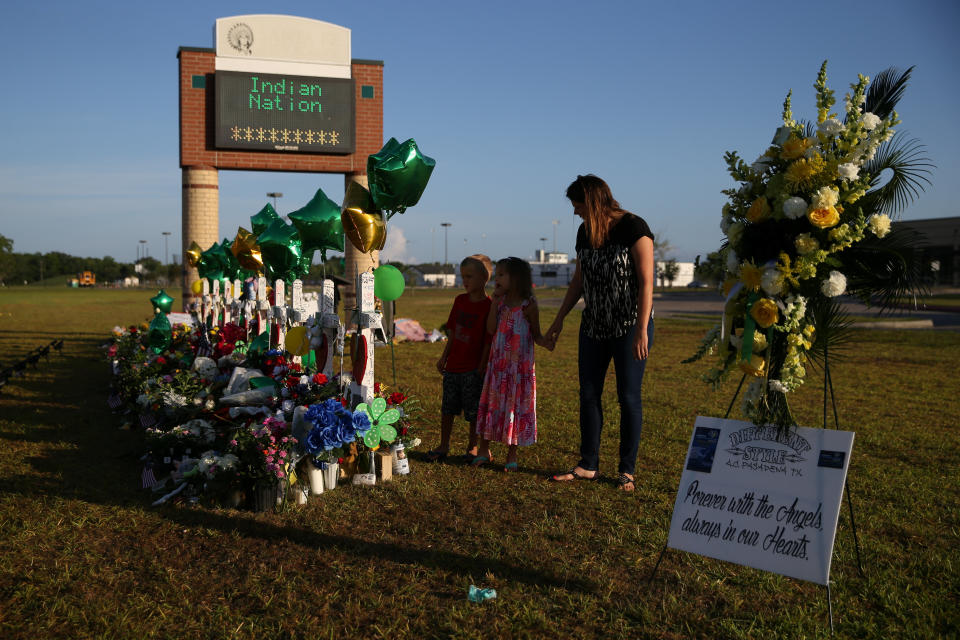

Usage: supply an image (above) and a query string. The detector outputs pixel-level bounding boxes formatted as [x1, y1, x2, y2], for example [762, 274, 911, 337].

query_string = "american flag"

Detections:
[141, 465, 158, 489]
[195, 320, 214, 357]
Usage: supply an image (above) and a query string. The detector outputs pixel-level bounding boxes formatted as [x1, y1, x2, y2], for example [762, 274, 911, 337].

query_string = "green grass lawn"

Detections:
[0, 286, 958, 639]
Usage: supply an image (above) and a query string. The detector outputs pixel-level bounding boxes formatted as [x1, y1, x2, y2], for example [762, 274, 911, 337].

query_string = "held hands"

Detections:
[543, 319, 563, 351]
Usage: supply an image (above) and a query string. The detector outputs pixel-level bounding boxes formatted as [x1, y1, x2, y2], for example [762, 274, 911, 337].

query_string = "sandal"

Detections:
[426, 449, 448, 463]
[503, 461, 518, 472]
[471, 455, 491, 467]
[616, 474, 635, 491]
[550, 467, 598, 482]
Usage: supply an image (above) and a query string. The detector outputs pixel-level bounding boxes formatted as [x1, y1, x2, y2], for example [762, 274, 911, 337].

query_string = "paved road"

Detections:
[539, 291, 960, 331]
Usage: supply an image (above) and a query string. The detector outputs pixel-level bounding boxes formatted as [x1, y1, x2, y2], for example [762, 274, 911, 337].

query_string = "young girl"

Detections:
[473, 257, 552, 471]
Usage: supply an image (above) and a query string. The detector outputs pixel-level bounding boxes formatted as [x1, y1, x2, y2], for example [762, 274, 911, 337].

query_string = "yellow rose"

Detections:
[752, 331, 768, 353]
[780, 135, 812, 160]
[738, 353, 767, 377]
[807, 205, 840, 229]
[746, 197, 771, 223]
[750, 298, 779, 328]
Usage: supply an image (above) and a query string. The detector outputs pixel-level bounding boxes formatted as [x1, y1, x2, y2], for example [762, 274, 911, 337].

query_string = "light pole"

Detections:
[162, 231, 171, 265]
[552, 219, 560, 252]
[440, 222, 452, 287]
[139, 240, 147, 261]
[539, 237, 548, 260]
[267, 192, 283, 213]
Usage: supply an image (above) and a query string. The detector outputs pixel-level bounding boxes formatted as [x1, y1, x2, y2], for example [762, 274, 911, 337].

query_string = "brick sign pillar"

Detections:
[181, 166, 220, 306]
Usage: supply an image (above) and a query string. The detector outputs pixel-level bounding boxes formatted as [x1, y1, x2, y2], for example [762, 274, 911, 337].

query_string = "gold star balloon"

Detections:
[185, 241, 203, 268]
[341, 181, 386, 253]
[231, 227, 264, 273]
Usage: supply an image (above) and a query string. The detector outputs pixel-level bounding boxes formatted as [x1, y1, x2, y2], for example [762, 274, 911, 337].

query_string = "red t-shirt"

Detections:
[444, 293, 492, 373]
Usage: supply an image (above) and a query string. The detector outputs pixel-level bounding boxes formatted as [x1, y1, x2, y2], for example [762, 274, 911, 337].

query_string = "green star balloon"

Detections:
[288, 188, 345, 262]
[251, 203, 281, 236]
[150, 289, 174, 314]
[198, 242, 226, 282]
[147, 312, 172, 354]
[366, 138, 436, 218]
[257, 219, 303, 283]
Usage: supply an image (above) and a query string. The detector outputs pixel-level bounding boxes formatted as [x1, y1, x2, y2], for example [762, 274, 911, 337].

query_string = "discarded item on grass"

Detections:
[467, 585, 497, 603]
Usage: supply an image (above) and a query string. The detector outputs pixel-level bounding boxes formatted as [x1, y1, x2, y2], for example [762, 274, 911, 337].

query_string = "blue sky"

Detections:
[0, 0, 956, 266]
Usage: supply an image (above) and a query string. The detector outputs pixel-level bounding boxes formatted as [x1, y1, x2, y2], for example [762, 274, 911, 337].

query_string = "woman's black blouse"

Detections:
[575, 212, 654, 339]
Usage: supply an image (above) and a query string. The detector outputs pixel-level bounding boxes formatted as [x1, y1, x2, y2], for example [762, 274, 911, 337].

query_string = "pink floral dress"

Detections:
[476, 297, 537, 446]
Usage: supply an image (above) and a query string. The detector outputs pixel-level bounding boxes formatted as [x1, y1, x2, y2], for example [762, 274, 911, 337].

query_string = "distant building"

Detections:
[415, 266, 456, 287]
[894, 216, 960, 286]
[656, 261, 696, 287]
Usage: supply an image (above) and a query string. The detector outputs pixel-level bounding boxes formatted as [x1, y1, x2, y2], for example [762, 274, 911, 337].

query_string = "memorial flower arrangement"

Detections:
[106, 314, 420, 507]
[686, 61, 931, 430]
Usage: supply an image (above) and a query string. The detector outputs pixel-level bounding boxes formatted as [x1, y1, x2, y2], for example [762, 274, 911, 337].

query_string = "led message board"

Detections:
[215, 70, 355, 154]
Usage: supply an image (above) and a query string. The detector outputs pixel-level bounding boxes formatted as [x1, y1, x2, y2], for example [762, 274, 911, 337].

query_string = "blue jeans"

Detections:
[577, 320, 654, 476]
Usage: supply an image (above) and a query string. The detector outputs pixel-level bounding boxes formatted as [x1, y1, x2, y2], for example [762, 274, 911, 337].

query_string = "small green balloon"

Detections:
[373, 264, 405, 301]
[150, 289, 174, 314]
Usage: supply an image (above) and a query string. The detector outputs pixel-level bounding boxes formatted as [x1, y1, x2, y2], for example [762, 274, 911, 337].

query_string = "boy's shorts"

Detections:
[441, 370, 483, 422]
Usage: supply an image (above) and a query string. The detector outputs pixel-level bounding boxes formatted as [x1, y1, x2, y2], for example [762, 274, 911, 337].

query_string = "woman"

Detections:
[546, 174, 654, 491]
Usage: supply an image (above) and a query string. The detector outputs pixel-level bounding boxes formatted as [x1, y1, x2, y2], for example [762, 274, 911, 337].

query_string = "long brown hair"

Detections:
[497, 257, 533, 299]
[565, 174, 627, 249]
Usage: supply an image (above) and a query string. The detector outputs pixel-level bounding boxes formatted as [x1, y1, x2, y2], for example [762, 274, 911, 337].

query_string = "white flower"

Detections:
[761, 267, 784, 296]
[783, 197, 807, 220]
[727, 221, 745, 247]
[818, 118, 844, 137]
[768, 379, 788, 393]
[811, 186, 840, 209]
[867, 214, 891, 238]
[803, 144, 821, 159]
[726, 250, 740, 275]
[282, 399, 295, 413]
[821, 271, 847, 297]
[163, 390, 188, 408]
[837, 163, 859, 181]
[861, 112, 881, 130]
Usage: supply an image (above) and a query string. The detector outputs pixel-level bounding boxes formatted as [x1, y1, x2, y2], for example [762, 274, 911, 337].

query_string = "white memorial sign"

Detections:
[667, 416, 854, 585]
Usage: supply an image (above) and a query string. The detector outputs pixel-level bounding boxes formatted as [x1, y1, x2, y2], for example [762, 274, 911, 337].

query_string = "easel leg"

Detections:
[724, 374, 747, 419]
[825, 359, 865, 576]
[647, 542, 668, 584]
[826, 582, 835, 635]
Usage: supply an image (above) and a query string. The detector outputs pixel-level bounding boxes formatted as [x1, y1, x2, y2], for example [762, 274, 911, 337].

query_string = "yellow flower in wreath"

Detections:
[739, 262, 763, 291]
[738, 353, 767, 377]
[808, 205, 840, 229]
[746, 197, 771, 223]
[750, 298, 779, 328]
[780, 134, 813, 160]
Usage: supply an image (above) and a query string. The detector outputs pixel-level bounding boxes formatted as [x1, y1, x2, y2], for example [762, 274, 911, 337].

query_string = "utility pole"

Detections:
[440, 222, 452, 287]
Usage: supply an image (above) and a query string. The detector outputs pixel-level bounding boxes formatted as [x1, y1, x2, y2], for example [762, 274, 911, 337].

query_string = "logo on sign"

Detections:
[725, 425, 811, 476]
[228, 23, 253, 55]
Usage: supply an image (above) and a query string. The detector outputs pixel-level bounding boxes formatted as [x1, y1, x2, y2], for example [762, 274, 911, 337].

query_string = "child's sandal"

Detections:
[616, 474, 635, 491]
[503, 461, 518, 472]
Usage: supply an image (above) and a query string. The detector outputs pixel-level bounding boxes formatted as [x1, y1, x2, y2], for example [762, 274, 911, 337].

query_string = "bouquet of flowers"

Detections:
[686, 61, 931, 430]
[230, 416, 298, 487]
[302, 398, 372, 465]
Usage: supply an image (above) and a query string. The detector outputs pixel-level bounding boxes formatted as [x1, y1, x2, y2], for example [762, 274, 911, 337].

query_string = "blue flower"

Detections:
[352, 411, 371, 435]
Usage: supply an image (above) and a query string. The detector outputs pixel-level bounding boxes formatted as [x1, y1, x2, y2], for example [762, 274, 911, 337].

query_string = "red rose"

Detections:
[285, 376, 299, 389]
[338, 397, 348, 408]
[388, 392, 406, 405]
[288, 362, 302, 373]
[312, 373, 328, 386]
[374, 382, 382, 394]
[400, 426, 408, 436]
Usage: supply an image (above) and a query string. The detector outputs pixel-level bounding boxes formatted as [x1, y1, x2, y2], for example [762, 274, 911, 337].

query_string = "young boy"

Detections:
[427, 255, 493, 463]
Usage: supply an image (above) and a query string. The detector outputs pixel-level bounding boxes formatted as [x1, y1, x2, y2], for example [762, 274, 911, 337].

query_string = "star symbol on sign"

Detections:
[231, 126, 241, 141]
[244, 127, 253, 141]
[329, 131, 339, 144]
[316, 130, 326, 144]
[257, 128, 266, 142]
[294, 129, 303, 143]
[282, 129, 291, 143]
[305, 130, 315, 144]
[269, 128, 278, 142]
